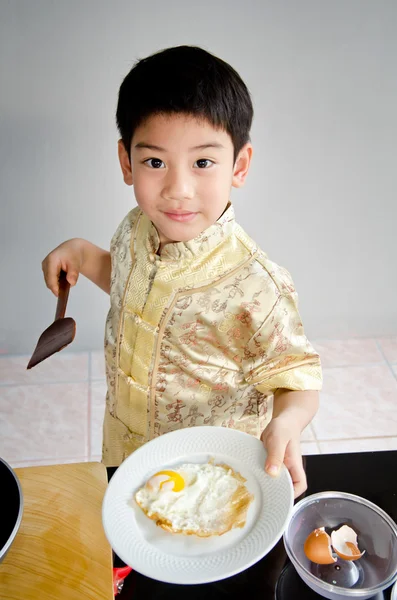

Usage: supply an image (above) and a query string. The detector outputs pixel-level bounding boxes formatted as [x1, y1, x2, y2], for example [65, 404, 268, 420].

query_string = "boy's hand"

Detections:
[42, 239, 84, 296]
[261, 416, 307, 498]
[42, 238, 111, 295]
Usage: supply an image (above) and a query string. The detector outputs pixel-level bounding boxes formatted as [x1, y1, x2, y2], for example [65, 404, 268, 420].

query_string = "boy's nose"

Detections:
[162, 169, 194, 202]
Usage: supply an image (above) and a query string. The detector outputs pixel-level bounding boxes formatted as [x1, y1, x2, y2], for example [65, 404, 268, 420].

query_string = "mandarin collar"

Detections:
[144, 204, 236, 261]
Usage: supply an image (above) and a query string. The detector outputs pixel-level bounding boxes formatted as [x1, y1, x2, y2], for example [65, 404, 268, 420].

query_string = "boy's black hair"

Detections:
[116, 45, 253, 163]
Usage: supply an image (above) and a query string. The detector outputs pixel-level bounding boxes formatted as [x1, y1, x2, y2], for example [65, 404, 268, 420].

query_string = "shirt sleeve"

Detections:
[241, 289, 322, 394]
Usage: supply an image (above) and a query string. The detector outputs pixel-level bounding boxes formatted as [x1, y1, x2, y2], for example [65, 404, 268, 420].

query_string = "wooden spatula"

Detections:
[27, 270, 76, 369]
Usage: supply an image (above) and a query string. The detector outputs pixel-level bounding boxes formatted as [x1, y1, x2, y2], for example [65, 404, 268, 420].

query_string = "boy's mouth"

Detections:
[163, 211, 198, 223]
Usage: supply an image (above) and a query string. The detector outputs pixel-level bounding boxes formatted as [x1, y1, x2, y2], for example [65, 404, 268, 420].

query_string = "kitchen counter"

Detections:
[0, 461, 113, 600]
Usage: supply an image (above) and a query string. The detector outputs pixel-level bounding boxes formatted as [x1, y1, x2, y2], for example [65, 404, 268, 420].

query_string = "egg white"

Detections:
[135, 462, 253, 536]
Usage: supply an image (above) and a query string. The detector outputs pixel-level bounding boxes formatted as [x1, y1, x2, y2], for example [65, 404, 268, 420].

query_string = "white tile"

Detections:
[0, 383, 88, 463]
[301, 442, 320, 456]
[89, 455, 103, 463]
[0, 352, 89, 385]
[301, 424, 315, 442]
[314, 339, 384, 368]
[91, 351, 106, 380]
[377, 337, 397, 363]
[319, 437, 397, 454]
[313, 366, 397, 440]
[90, 381, 107, 457]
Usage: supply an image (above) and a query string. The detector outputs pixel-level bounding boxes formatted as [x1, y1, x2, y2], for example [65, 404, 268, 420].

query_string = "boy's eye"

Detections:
[194, 159, 214, 169]
[144, 158, 165, 169]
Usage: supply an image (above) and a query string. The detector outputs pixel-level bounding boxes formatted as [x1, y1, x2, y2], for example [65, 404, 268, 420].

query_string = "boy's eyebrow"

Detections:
[134, 142, 225, 151]
[191, 143, 225, 151]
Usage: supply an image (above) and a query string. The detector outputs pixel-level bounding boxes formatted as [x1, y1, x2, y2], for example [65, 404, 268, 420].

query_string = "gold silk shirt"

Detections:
[102, 205, 322, 466]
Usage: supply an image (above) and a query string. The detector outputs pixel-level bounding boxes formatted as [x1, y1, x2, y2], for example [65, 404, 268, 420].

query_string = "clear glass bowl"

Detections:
[391, 581, 397, 600]
[283, 492, 397, 600]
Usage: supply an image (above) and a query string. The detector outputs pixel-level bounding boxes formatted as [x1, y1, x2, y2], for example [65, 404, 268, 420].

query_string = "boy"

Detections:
[42, 46, 322, 498]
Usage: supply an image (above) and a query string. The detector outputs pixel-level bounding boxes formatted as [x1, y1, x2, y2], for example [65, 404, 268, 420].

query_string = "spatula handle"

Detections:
[55, 270, 71, 320]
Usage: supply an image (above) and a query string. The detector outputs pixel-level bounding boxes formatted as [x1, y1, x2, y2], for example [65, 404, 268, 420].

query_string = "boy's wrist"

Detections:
[76, 238, 88, 270]
[270, 414, 302, 438]
[67, 238, 88, 272]
[272, 389, 319, 434]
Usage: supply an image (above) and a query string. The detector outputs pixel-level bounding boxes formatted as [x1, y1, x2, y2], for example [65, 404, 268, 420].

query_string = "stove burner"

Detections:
[275, 562, 387, 600]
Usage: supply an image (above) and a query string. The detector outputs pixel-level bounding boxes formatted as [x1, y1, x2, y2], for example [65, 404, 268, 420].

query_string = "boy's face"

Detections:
[118, 114, 252, 248]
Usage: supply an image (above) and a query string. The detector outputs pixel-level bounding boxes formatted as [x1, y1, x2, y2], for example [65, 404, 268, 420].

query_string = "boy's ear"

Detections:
[232, 143, 253, 188]
[118, 139, 133, 186]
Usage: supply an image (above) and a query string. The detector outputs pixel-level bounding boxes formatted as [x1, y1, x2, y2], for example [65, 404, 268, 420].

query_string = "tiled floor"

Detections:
[1, 338, 397, 468]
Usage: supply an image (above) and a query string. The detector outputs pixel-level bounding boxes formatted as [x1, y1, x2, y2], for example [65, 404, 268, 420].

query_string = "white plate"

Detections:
[102, 426, 294, 584]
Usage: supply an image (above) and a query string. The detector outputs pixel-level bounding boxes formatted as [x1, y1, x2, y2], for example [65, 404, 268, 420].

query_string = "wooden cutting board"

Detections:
[0, 462, 113, 600]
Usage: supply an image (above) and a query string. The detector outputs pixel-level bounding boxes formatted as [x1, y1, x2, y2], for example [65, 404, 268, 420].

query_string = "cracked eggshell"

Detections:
[331, 525, 365, 561]
[303, 527, 337, 565]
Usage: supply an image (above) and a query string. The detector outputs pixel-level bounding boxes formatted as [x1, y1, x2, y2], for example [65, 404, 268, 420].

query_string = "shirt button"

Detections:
[149, 253, 156, 263]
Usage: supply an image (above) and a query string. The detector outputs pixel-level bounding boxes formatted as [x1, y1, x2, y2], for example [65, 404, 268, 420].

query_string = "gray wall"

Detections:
[1, 0, 396, 354]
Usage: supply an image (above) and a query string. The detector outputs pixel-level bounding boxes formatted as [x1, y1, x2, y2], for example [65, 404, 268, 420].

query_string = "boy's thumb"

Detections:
[66, 269, 79, 286]
[263, 435, 286, 478]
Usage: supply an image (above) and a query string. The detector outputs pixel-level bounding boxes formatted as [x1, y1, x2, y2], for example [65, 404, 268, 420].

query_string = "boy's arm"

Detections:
[261, 389, 319, 497]
[80, 239, 111, 294]
[42, 238, 111, 296]
[272, 388, 319, 432]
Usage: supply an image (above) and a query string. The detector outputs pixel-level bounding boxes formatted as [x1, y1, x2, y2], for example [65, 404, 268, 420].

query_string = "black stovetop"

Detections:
[108, 450, 397, 599]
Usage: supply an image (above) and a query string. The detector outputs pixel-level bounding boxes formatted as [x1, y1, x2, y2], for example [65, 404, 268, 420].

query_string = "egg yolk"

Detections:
[153, 470, 185, 492]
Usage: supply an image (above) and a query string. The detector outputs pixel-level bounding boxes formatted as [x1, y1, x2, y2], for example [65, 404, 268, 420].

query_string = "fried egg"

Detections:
[135, 461, 253, 537]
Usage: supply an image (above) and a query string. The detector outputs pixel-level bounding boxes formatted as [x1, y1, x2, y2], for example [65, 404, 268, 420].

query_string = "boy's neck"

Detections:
[156, 202, 233, 254]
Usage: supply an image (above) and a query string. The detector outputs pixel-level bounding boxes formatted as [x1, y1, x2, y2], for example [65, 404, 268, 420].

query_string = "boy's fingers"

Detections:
[48, 273, 60, 296]
[43, 258, 80, 294]
[42, 261, 60, 297]
[262, 432, 287, 478]
[261, 427, 307, 496]
[289, 461, 307, 498]
[65, 268, 79, 286]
